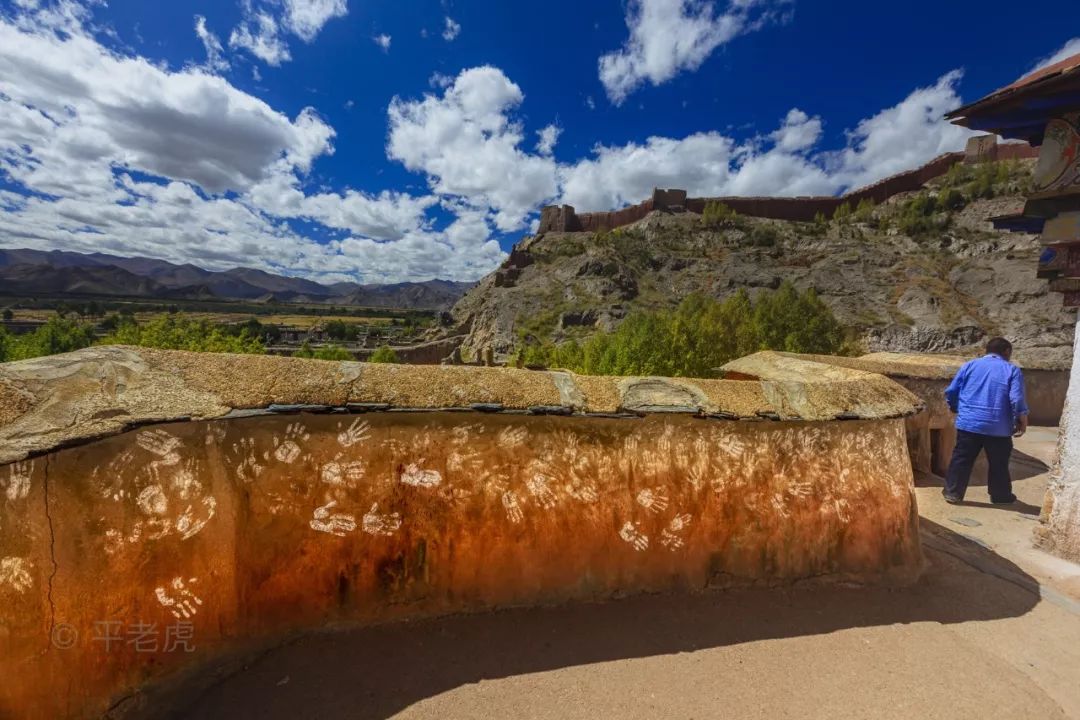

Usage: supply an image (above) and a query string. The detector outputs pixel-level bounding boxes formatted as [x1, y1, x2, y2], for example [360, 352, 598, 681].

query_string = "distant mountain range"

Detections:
[0, 249, 473, 310]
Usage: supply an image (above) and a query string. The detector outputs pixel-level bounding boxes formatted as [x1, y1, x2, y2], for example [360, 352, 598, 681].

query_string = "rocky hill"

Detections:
[449, 160, 1076, 367]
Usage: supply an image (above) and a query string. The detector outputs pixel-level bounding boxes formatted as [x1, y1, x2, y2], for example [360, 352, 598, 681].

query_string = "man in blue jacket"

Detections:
[942, 337, 1029, 505]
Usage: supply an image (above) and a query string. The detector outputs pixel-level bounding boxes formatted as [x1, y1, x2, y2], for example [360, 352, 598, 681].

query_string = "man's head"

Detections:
[986, 337, 1013, 361]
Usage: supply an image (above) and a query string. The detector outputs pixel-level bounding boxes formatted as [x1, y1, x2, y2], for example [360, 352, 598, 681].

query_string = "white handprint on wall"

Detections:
[310, 500, 357, 536]
[336, 418, 371, 448]
[362, 503, 402, 537]
[175, 496, 217, 540]
[525, 473, 558, 509]
[618, 521, 649, 551]
[636, 487, 669, 514]
[501, 491, 524, 523]
[321, 457, 366, 487]
[270, 423, 310, 464]
[4, 460, 32, 501]
[400, 463, 442, 488]
[660, 513, 692, 550]
[155, 577, 202, 619]
[231, 438, 264, 483]
[138, 430, 182, 475]
[0, 556, 33, 594]
[136, 484, 168, 516]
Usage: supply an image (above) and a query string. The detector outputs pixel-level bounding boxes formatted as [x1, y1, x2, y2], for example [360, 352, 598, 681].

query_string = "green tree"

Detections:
[367, 345, 400, 363]
[701, 201, 740, 229]
[2, 308, 13, 322]
[324, 319, 361, 341]
[748, 224, 779, 247]
[832, 202, 853, 223]
[854, 198, 876, 222]
[4, 316, 97, 361]
[938, 187, 966, 211]
[512, 283, 846, 378]
[312, 344, 355, 361]
[101, 314, 265, 354]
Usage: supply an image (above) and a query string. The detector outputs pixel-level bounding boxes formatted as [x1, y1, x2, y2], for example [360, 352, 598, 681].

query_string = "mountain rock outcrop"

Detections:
[450, 169, 1075, 366]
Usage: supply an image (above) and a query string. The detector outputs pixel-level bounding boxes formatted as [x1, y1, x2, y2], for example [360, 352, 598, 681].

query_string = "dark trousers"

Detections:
[944, 429, 1013, 501]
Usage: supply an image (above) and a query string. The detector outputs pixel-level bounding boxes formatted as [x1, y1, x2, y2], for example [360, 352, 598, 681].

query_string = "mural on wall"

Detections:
[3, 413, 917, 605]
[0, 411, 920, 720]
[1033, 114, 1080, 197]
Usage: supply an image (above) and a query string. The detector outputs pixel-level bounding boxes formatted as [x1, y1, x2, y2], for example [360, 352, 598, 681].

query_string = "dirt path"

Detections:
[161, 428, 1080, 720]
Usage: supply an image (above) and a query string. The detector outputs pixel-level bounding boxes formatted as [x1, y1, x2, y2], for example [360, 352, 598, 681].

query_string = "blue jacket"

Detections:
[944, 354, 1029, 437]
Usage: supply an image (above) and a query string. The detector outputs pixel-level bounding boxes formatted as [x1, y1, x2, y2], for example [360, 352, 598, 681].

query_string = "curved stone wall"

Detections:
[0, 348, 924, 719]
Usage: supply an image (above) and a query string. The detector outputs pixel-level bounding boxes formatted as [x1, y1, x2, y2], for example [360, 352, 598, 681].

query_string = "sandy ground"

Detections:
[163, 427, 1080, 720]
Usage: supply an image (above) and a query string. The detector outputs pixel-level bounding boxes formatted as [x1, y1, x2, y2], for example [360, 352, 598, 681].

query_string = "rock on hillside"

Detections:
[450, 167, 1075, 366]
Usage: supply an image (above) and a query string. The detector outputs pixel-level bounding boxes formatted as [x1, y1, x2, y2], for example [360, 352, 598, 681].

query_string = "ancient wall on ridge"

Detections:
[537, 138, 1040, 233]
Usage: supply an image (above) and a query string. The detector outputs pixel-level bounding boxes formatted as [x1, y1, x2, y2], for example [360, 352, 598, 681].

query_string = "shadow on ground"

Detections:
[915, 449, 1048, 490]
[144, 518, 1042, 720]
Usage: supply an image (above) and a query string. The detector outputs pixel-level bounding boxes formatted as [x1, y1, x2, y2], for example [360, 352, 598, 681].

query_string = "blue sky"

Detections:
[0, 0, 1078, 284]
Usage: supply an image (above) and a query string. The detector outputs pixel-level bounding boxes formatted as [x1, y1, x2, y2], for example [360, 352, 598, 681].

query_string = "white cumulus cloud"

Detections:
[373, 33, 391, 51]
[230, 0, 348, 65]
[443, 16, 460, 41]
[229, 9, 292, 66]
[823, 71, 975, 191]
[599, 0, 791, 104]
[0, 11, 501, 283]
[194, 15, 230, 73]
[770, 108, 821, 153]
[1027, 37, 1080, 76]
[0, 20, 332, 195]
[561, 71, 973, 210]
[387, 66, 559, 231]
[283, 0, 348, 42]
[536, 124, 561, 156]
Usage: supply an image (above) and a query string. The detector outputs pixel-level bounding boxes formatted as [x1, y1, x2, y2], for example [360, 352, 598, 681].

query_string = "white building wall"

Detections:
[1040, 309, 1080, 561]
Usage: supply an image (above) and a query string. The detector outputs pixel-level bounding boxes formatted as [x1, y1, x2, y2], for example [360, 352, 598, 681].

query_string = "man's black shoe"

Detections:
[991, 494, 1018, 505]
[942, 493, 963, 505]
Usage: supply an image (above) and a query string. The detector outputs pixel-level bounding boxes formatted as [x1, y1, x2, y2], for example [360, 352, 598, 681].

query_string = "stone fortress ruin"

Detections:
[537, 137, 1039, 235]
[0, 347, 925, 719]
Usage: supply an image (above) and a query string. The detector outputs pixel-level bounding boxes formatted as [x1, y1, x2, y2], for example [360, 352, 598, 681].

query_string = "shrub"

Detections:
[748, 224, 779, 247]
[702, 201, 740, 228]
[938, 187, 966, 211]
[294, 342, 353, 361]
[896, 192, 945, 236]
[832, 202, 853, 223]
[101, 314, 265, 354]
[512, 283, 846, 378]
[1, 316, 97, 361]
[854, 198, 876, 222]
[313, 344, 355, 361]
[368, 345, 400, 363]
[324, 319, 361, 341]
